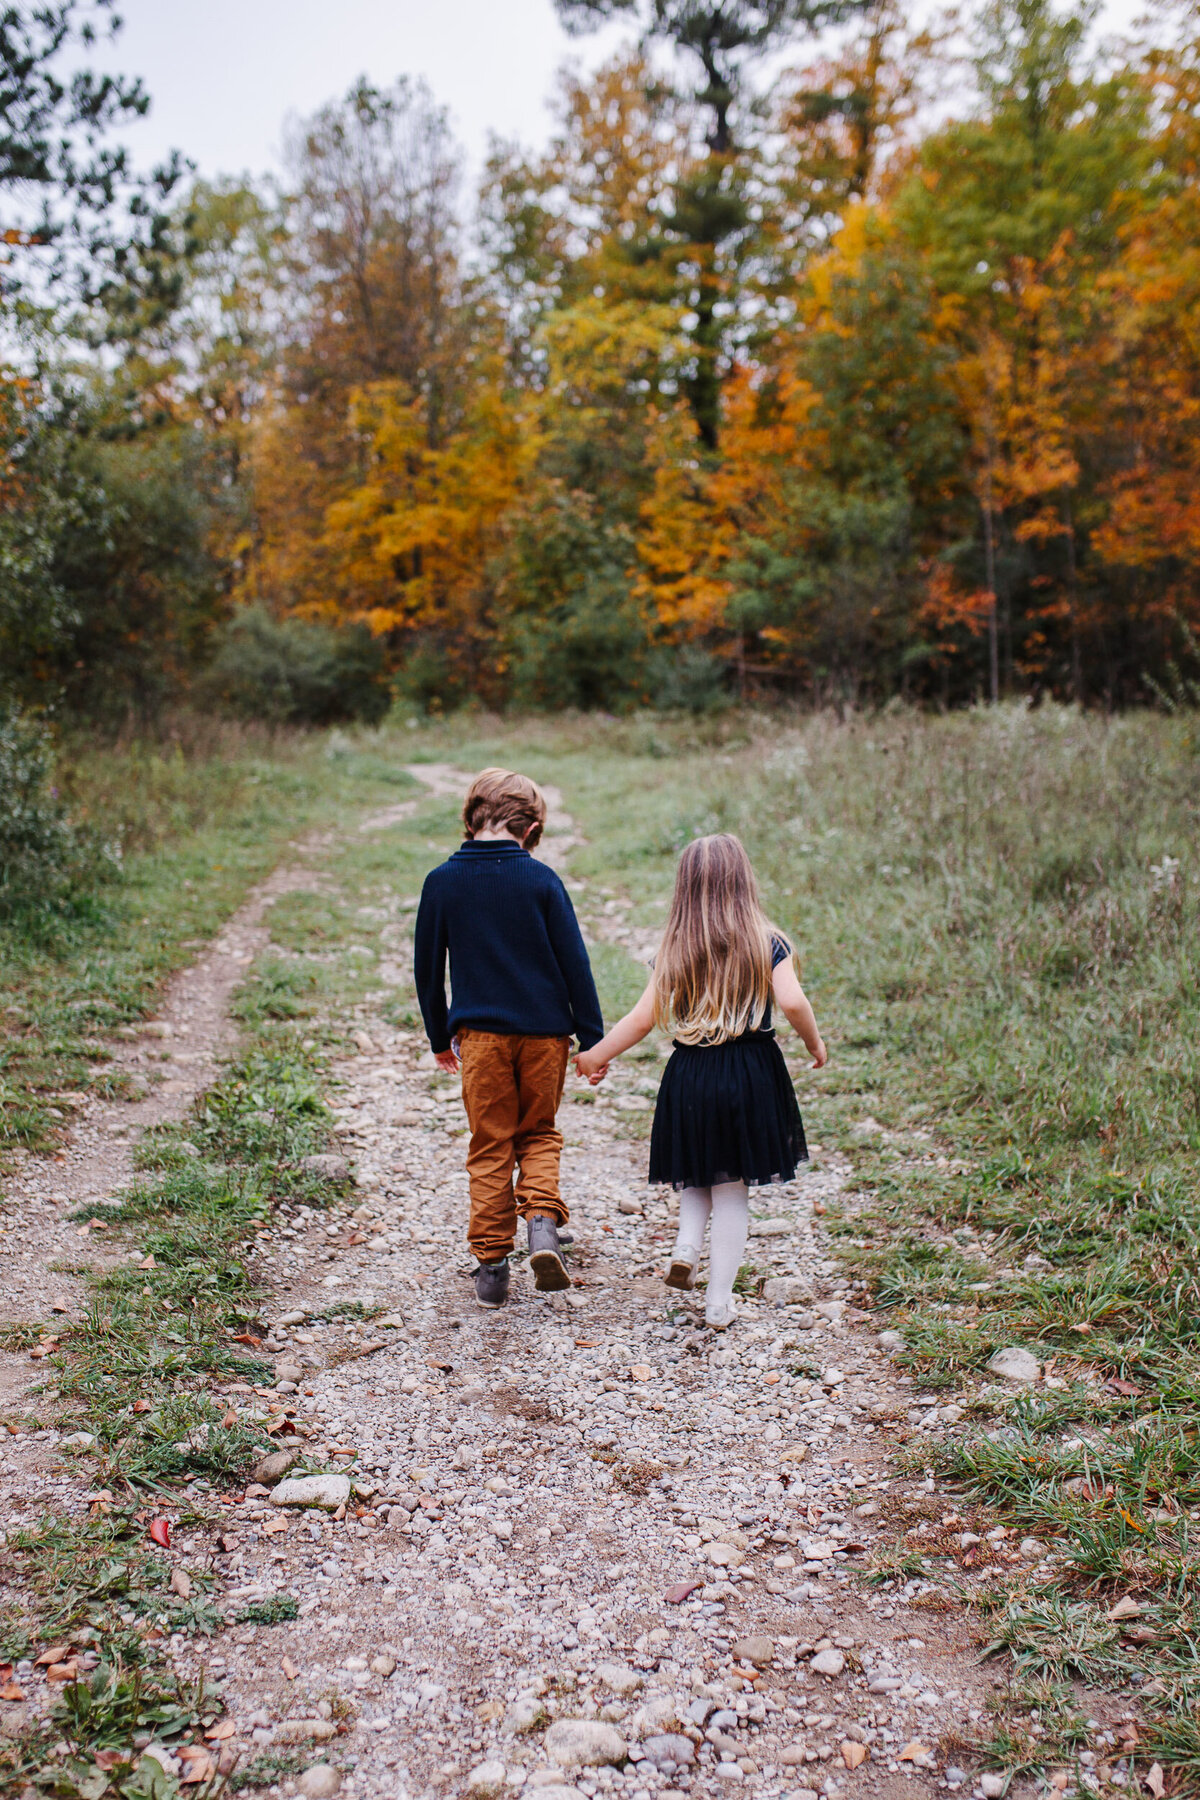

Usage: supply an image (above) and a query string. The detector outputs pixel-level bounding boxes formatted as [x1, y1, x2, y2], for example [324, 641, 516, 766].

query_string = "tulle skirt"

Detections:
[647, 1031, 807, 1191]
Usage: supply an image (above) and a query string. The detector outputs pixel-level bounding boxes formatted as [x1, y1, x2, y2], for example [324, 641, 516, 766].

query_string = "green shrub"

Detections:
[651, 644, 731, 714]
[204, 607, 391, 726]
[0, 704, 106, 919]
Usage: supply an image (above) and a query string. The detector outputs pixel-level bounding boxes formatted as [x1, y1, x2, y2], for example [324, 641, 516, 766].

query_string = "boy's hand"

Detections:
[575, 1053, 608, 1085]
[433, 1048, 460, 1074]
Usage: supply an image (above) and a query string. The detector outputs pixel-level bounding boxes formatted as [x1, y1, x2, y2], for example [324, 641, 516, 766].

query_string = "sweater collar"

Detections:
[454, 839, 527, 856]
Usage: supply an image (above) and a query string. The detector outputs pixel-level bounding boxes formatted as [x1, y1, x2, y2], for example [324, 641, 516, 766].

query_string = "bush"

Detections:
[651, 644, 731, 714]
[0, 704, 101, 920]
[204, 607, 391, 727]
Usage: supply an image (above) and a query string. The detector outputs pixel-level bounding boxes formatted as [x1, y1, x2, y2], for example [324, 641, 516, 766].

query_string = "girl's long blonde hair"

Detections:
[653, 834, 788, 1045]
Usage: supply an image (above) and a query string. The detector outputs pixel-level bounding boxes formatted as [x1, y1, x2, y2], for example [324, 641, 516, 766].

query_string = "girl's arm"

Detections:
[772, 959, 828, 1068]
[575, 979, 656, 1083]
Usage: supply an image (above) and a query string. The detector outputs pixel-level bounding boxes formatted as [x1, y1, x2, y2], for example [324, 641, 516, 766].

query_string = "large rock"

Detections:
[987, 1346, 1040, 1383]
[544, 1719, 627, 1768]
[270, 1474, 351, 1510]
[762, 1277, 811, 1306]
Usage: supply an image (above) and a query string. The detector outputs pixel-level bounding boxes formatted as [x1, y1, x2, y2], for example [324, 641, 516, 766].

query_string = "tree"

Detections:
[555, 0, 873, 446]
[0, 1, 184, 299]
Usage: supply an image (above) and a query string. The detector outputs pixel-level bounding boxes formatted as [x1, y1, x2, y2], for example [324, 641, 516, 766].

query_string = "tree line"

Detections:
[3, 0, 1200, 725]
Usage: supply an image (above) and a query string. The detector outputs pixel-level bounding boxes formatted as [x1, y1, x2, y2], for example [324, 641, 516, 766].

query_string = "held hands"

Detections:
[575, 1050, 609, 1085]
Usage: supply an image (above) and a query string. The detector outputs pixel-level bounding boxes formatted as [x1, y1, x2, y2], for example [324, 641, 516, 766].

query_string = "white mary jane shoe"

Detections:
[665, 1244, 699, 1291]
[705, 1300, 735, 1331]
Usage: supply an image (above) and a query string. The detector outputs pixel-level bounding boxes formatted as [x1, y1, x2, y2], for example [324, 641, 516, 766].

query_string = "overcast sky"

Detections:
[89, 0, 633, 189]
[89, 0, 1144, 197]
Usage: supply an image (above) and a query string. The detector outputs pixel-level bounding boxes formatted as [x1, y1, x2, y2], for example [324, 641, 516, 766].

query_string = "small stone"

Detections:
[503, 1695, 548, 1735]
[980, 1775, 1006, 1797]
[642, 1734, 695, 1770]
[275, 1362, 304, 1386]
[707, 1542, 743, 1567]
[762, 1278, 811, 1305]
[296, 1766, 341, 1798]
[748, 1218, 793, 1238]
[987, 1347, 1040, 1382]
[253, 1451, 298, 1485]
[617, 1197, 643, 1215]
[370, 1654, 396, 1676]
[814, 1301, 845, 1322]
[276, 1308, 307, 1326]
[465, 1761, 507, 1798]
[271, 1474, 352, 1510]
[810, 1648, 845, 1678]
[272, 1719, 337, 1744]
[877, 1329, 905, 1352]
[730, 1635, 774, 1667]
[59, 1432, 96, 1450]
[544, 1719, 627, 1768]
[779, 1747, 808, 1767]
[1019, 1536, 1047, 1559]
[299, 1153, 351, 1182]
[593, 1662, 643, 1696]
[376, 1313, 406, 1328]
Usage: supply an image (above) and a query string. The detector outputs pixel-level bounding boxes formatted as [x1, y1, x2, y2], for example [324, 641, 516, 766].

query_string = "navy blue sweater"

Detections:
[413, 840, 604, 1053]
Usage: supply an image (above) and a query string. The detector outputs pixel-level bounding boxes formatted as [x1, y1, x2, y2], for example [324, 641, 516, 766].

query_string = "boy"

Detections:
[413, 768, 604, 1309]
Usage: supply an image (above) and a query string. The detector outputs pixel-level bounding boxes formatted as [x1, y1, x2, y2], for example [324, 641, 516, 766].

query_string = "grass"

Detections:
[5, 699, 1200, 1788]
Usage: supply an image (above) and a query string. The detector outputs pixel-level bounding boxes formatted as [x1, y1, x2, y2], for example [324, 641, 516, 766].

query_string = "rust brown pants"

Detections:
[458, 1030, 571, 1262]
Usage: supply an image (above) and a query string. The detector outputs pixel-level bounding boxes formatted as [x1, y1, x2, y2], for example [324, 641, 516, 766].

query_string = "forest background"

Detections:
[4, 0, 1200, 735]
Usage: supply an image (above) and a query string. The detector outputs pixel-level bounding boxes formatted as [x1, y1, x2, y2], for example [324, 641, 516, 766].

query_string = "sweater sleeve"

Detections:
[545, 878, 605, 1050]
[413, 875, 451, 1053]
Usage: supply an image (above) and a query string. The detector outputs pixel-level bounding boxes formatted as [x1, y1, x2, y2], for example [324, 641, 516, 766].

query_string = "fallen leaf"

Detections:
[29, 1342, 56, 1360]
[216, 1533, 240, 1553]
[233, 1333, 262, 1348]
[1050, 1775, 1069, 1792]
[899, 1742, 932, 1764]
[1120, 1508, 1148, 1533]
[1146, 1763, 1166, 1798]
[46, 1661, 79, 1684]
[35, 1645, 71, 1666]
[664, 1580, 704, 1604]
[842, 1741, 869, 1770]
[179, 1749, 215, 1784]
[138, 1254, 156, 1270]
[346, 1231, 366, 1245]
[221, 1410, 238, 1428]
[1107, 1378, 1142, 1397]
[148, 1517, 171, 1548]
[1107, 1595, 1142, 1621]
[131, 1399, 152, 1413]
[205, 1720, 236, 1742]
[50, 1298, 72, 1313]
[169, 1569, 192, 1600]
[282, 1655, 299, 1680]
[262, 1516, 288, 1536]
[574, 1339, 598, 1349]
[0, 1682, 24, 1701]
[93, 1751, 123, 1772]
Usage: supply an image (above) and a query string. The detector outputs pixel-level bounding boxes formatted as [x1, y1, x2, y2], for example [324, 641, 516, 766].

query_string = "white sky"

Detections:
[90, 0, 1146, 196]
[90, 0, 633, 189]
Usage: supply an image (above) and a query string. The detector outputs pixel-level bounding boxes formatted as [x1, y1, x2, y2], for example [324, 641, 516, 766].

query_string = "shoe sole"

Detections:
[706, 1312, 733, 1331]
[665, 1260, 696, 1291]
[475, 1292, 507, 1309]
[529, 1249, 571, 1292]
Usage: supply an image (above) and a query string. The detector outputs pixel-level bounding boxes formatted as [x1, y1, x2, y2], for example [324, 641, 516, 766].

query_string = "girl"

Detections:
[576, 834, 827, 1330]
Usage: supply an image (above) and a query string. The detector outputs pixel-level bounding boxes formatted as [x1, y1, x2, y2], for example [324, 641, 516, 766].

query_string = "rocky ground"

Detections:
[0, 772, 1042, 1800]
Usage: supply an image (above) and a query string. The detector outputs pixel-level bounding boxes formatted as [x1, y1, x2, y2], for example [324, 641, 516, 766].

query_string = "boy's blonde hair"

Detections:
[462, 768, 547, 848]
[654, 833, 788, 1045]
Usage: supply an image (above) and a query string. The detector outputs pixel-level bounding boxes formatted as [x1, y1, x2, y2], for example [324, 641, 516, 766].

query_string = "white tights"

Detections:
[675, 1180, 749, 1312]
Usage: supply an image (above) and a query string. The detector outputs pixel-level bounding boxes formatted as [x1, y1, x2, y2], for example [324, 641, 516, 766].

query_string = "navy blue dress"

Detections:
[648, 938, 808, 1190]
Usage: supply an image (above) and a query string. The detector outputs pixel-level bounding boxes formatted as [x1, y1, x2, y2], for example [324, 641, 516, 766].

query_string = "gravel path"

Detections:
[0, 776, 1006, 1800]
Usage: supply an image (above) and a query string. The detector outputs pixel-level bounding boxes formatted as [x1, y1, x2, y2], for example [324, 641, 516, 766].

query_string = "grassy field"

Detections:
[2, 702, 1198, 1786]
